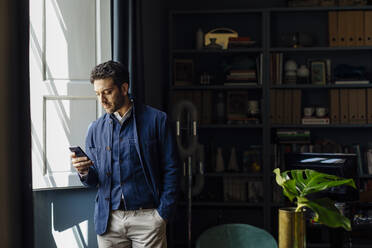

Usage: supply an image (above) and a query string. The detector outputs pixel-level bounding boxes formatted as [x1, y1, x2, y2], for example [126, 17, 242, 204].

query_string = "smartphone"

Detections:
[69, 146, 89, 158]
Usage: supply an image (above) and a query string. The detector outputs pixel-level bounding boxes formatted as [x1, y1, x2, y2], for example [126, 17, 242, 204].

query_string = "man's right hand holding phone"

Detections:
[71, 153, 93, 176]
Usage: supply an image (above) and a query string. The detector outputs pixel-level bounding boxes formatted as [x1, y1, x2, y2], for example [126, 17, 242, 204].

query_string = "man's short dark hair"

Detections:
[90, 60, 129, 88]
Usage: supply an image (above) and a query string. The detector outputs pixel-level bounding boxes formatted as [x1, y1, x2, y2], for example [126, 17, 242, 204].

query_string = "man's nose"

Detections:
[99, 95, 106, 104]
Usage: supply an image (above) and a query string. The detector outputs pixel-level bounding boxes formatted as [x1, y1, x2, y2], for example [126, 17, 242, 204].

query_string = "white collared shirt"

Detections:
[113, 105, 133, 125]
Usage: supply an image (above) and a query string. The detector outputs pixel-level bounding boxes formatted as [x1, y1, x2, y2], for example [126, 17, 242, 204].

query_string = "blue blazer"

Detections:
[81, 102, 180, 235]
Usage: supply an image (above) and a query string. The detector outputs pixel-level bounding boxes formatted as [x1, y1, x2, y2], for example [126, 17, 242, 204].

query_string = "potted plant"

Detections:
[273, 168, 357, 248]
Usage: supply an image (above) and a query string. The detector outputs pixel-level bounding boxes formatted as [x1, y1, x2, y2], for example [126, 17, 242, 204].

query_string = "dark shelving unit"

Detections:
[199, 124, 263, 129]
[270, 46, 372, 52]
[168, 6, 372, 247]
[271, 84, 372, 89]
[173, 48, 263, 53]
[178, 201, 265, 207]
[272, 124, 372, 128]
[204, 172, 263, 177]
[171, 85, 262, 90]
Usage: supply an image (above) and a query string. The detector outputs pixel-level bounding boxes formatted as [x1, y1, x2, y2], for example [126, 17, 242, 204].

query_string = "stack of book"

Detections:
[228, 37, 256, 49]
[225, 69, 257, 85]
[276, 129, 311, 144]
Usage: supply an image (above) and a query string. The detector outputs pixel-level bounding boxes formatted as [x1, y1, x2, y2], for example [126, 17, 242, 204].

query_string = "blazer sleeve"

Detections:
[156, 112, 180, 221]
[79, 122, 99, 187]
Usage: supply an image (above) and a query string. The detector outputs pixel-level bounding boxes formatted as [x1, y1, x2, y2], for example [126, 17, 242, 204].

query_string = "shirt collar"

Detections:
[112, 105, 133, 125]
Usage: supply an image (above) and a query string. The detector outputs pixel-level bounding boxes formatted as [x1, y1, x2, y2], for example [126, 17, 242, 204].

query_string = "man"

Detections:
[71, 60, 179, 248]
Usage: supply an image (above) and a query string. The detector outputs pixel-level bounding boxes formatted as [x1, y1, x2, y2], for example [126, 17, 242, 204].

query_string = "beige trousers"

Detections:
[97, 209, 167, 248]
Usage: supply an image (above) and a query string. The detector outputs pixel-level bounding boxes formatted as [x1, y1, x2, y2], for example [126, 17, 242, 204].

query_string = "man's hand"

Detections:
[71, 152, 93, 176]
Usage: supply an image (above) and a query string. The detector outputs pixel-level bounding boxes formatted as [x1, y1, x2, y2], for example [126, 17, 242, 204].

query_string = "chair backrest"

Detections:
[195, 224, 278, 248]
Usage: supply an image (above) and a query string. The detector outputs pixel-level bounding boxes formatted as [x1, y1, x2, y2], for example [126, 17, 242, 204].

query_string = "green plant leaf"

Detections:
[297, 197, 351, 231]
[274, 169, 356, 198]
[300, 170, 356, 196]
[273, 168, 298, 201]
[273, 168, 356, 231]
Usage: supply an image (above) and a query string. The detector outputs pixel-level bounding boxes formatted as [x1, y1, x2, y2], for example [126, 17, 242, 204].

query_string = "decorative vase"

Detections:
[297, 65, 309, 77]
[279, 207, 306, 248]
[297, 65, 310, 84]
[284, 60, 298, 84]
[215, 147, 225, 172]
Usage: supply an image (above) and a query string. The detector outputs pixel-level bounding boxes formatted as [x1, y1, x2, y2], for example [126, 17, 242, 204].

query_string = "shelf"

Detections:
[308, 243, 372, 248]
[204, 172, 263, 178]
[171, 6, 372, 15]
[271, 124, 372, 128]
[178, 201, 264, 207]
[359, 175, 372, 179]
[172, 48, 263, 54]
[307, 244, 331, 248]
[353, 202, 372, 207]
[270, 84, 372, 89]
[269, 6, 372, 12]
[199, 124, 262, 129]
[171, 9, 265, 15]
[270, 46, 372, 52]
[171, 85, 262, 90]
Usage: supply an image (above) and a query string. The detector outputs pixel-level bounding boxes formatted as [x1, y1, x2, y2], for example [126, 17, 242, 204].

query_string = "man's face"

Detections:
[94, 78, 128, 114]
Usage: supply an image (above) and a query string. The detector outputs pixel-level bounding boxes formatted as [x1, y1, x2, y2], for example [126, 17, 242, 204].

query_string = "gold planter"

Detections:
[279, 207, 306, 248]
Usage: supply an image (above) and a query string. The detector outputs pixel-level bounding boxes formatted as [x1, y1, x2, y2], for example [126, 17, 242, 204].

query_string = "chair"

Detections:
[195, 224, 278, 248]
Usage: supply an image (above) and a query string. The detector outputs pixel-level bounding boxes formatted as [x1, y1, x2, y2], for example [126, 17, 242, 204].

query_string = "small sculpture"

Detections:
[284, 59, 298, 84]
[227, 146, 239, 172]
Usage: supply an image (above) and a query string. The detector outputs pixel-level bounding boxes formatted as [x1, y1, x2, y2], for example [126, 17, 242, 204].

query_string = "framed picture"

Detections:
[226, 91, 248, 120]
[173, 59, 194, 86]
[309, 60, 326, 85]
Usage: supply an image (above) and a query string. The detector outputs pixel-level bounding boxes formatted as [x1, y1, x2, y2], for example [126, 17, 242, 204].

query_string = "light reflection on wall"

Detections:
[51, 202, 89, 248]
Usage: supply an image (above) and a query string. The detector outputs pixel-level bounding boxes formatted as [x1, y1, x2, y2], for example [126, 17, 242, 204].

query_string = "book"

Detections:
[276, 130, 311, 140]
[224, 82, 258, 86]
[301, 117, 330, 125]
[367, 148, 372, 175]
[354, 144, 365, 176]
[334, 80, 370, 85]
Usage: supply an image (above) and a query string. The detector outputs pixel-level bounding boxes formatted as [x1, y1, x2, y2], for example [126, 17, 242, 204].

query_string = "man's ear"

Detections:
[120, 82, 129, 96]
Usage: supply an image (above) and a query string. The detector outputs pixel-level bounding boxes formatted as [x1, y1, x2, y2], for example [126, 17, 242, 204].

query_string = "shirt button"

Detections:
[119, 159, 123, 163]
[105, 197, 110, 201]
[106, 172, 111, 176]
[106, 146, 111, 151]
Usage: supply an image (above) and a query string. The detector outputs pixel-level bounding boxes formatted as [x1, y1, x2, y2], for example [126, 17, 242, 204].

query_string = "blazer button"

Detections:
[106, 172, 111, 176]
[105, 197, 110, 201]
[106, 146, 111, 151]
